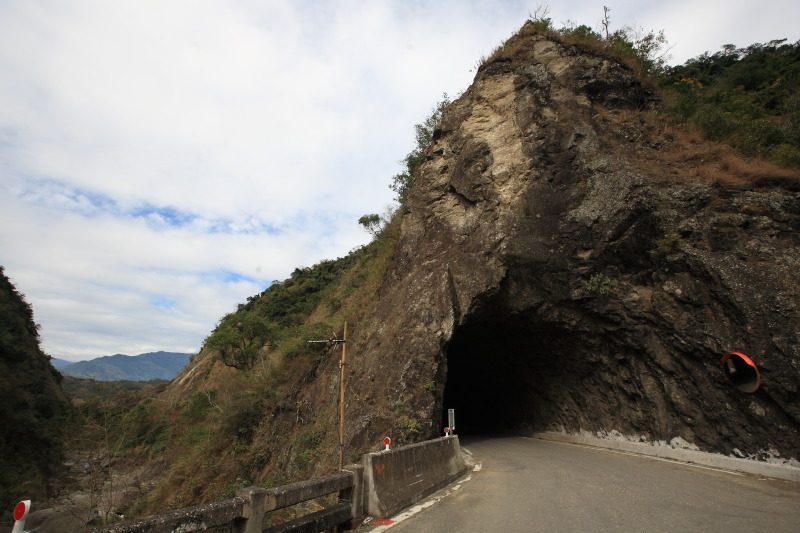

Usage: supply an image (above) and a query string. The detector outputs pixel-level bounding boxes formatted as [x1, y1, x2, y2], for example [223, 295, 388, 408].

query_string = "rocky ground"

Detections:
[11, 451, 161, 533]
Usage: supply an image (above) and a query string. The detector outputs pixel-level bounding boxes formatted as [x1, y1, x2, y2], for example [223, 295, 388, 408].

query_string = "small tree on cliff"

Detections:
[358, 213, 382, 237]
[390, 93, 451, 205]
[204, 309, 272, 369]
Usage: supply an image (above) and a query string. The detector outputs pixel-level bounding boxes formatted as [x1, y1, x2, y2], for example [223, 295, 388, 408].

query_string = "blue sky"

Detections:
[1, 0, 798, 361]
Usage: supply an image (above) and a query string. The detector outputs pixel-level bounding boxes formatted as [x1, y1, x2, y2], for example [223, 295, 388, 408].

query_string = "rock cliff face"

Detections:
[345, 23, 800, 459]
[162, 25, 800, 496]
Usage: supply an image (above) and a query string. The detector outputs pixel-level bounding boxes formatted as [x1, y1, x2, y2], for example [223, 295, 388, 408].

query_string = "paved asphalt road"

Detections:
[379, 436, 800, 533]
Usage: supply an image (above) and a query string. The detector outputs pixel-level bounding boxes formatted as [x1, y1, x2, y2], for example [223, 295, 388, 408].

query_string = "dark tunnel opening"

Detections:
[441, 311, 586, 437]
[438, 294, 800, 458]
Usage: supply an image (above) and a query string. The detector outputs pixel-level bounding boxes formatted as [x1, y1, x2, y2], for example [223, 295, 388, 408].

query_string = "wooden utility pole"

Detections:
[338, 321, 348, 470]
[309, 323, 349, 470]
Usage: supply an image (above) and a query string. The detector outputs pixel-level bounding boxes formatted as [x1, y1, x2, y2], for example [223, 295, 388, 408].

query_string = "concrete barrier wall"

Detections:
[362, 436, 467, 517]
[536, 432, 800, 483]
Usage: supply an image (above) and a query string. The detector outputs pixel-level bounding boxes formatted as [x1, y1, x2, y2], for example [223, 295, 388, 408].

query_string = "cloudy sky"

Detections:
[2, 1, 798, 361]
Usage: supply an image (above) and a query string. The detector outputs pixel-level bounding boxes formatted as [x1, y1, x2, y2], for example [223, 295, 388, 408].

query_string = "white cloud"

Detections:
[1, 0, 798, 361]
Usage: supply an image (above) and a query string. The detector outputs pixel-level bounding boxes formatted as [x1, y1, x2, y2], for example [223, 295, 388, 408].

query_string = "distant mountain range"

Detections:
[50, 357, 73, 369]
[55, 351, 194, 381]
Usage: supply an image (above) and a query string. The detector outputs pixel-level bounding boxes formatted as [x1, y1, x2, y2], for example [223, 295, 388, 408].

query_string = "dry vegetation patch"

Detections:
[661, 127, 800, 188]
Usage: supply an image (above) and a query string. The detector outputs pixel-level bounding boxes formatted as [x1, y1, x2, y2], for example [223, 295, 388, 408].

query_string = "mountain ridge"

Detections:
[50, 357, 72, 369]
[59, 351, 193, 381]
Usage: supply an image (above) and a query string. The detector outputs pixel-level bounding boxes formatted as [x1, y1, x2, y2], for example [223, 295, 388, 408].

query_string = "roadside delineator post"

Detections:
[383, 436, 391, 452]
[444, 426, 451, 437]
[11, 500, 31, 533]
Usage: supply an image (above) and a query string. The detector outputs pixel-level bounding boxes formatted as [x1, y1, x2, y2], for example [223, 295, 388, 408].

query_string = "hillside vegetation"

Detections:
[81, 228, 399, 515]
[518, 11, 800, 172]
[661, 39, 800, 167]
[0, 267, 71, 518]
[61, 376, 169, 404]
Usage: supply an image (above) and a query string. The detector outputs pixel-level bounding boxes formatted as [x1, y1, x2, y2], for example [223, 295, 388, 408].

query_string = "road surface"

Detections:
[376, 436, 800, 532]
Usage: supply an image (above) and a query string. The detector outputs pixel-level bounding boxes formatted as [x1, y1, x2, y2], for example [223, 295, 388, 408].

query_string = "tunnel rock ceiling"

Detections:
[345, 23, 800, 459]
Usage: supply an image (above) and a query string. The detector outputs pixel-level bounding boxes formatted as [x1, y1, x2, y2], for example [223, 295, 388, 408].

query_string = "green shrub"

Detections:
[282, 322, 334, 359]
[550, 10, 668, 77]
[221, 392, 265, 443]
[560, 24, 602, 42]
[397, 415, 422, 437]
[204, 310, 273, 369]
[290, 428, 324, 473]
[390, 94, 450, 204]
[585, 274, 617, 296]
[181, 390, 214, 422]
[771, 143, 800, 166]
[248, 254, 359, 326]
[693, 106, 736, 140]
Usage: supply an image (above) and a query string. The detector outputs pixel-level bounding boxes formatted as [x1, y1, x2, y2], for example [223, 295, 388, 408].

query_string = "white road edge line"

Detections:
[532, 437, 744, 476]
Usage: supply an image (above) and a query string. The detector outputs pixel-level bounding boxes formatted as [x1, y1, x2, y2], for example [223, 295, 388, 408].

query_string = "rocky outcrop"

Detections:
[345, 23, 800, 460]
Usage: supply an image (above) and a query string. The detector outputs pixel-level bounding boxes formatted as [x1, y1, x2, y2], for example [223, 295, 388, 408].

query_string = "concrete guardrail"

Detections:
[535, 431, 800, 483]
[362, 435, 467, 518]
[88, 435, 467, 532]
[90, 468, 361, 533]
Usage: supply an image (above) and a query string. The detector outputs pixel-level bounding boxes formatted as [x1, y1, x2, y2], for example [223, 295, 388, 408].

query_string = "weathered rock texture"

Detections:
[346, 23, 800, 459]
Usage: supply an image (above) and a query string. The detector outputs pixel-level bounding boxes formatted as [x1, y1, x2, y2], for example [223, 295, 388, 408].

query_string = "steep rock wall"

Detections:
[346, 24, 800, 459]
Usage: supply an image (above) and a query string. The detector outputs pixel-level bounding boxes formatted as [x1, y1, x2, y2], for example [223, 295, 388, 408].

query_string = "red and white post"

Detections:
[11, 500, 31, 533]
[383, 436, 391, 452]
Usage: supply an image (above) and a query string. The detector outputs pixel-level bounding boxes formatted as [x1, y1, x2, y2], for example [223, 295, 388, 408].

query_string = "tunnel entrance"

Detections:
[441, 310, 590, 436]
[438, 288, 800, 459]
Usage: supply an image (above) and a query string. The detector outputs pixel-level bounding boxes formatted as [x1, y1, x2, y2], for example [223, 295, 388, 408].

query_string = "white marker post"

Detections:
[11, 500, 31, 533]
[383, 436, 391, 452]
[448, 409, 455, 434]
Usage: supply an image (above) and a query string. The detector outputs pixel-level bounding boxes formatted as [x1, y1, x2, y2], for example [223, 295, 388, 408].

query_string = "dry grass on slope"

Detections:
[660, 127, 800, 189]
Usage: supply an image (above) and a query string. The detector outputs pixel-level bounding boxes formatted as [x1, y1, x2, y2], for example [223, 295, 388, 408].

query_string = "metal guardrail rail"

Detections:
[90, 467, 363, 533]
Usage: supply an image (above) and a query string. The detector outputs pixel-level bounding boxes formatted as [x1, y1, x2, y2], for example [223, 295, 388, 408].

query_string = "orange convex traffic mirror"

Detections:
[721, 352, 761, 394]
